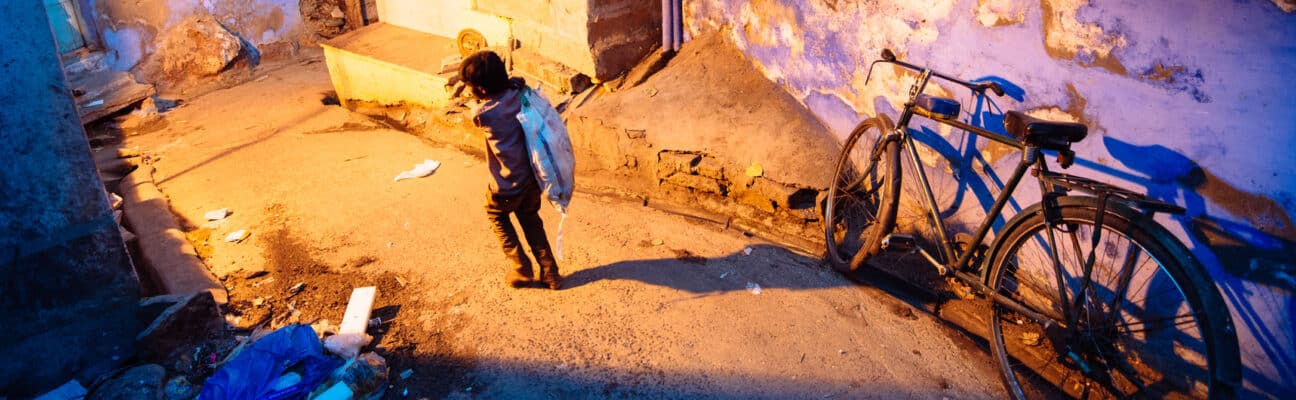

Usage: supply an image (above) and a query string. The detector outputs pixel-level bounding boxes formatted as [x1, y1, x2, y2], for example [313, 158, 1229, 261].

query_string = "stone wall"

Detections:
[0, 1, 139, 396]
[686, 0, 1296, 397]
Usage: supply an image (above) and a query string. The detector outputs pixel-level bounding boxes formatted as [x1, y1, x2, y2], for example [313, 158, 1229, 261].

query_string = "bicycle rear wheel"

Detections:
[824, 115, 901, 272]
[987, 197, 1239, 399]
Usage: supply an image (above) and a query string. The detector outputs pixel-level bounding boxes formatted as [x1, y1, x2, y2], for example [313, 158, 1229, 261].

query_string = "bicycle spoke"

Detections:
[1113, 313, 1200, 334]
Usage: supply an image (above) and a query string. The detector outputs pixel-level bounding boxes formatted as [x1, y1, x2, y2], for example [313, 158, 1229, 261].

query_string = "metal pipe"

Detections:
[662, 0, 672, 51]
[673, 0, 684, 51]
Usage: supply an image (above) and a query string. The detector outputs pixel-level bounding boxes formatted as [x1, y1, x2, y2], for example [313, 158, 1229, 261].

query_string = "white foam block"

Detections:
[339, 286, 378, 335]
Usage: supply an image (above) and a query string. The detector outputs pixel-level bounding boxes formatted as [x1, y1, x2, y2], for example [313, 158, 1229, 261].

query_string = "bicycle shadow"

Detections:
[563, 243, 945, 312]
[1088, 137, 1296, 396]
[883, 80, 1293, 396]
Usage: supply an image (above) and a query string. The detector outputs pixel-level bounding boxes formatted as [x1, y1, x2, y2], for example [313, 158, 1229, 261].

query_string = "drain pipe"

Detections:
[672, 0, 683, 51]
[662, 0, 674, 52]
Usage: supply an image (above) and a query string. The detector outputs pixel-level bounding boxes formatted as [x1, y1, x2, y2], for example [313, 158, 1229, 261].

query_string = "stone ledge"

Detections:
[120, 168, 228, 304]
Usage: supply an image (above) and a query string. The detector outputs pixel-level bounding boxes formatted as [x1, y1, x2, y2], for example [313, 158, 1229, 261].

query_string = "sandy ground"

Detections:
[118, 49, 1006, 399]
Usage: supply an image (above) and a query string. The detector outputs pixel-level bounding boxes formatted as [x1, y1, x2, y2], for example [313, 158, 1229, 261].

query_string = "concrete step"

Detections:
[321, 23, 461, 108]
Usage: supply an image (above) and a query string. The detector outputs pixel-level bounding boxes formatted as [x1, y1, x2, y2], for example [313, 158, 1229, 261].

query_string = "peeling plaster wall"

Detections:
[92, 0, 303, 71]
[688, 0, 1295, 397]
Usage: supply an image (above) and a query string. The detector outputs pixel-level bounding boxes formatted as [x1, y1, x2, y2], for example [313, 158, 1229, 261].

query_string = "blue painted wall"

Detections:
[686, 0, 1294, 397]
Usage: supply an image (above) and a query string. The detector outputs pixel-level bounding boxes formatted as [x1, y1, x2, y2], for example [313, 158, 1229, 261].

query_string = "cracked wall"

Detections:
[687, 0, 1296, 397]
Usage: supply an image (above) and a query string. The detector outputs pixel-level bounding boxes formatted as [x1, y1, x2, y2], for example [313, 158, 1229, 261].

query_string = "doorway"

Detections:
[42, 0, 92, 54]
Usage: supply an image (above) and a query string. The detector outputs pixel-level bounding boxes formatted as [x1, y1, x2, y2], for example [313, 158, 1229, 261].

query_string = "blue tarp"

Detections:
[200, 324, 341, 400]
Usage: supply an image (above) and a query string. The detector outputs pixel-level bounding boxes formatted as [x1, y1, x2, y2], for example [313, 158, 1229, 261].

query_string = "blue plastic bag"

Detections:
[200, 324, 341, 400]
[516, 86, 576, 259]
[516, 86, 575, 213]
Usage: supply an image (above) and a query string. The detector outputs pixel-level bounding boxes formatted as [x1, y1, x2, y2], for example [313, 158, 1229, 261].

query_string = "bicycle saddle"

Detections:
[1004, 111, 1088, 150]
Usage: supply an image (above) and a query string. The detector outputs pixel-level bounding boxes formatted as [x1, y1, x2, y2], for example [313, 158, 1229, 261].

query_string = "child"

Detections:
[459, 50, 560, 290]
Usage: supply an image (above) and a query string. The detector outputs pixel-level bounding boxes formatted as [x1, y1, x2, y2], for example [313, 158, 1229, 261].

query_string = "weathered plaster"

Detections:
[1040, 0, 1128, 75]
[976, 0, 1029, 26]
[688, 0, 1296, 397]
[91, 0, 303, 72]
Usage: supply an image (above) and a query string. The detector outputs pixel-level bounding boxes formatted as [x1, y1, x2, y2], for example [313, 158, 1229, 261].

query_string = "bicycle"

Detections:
[823, 49, 1241, 399]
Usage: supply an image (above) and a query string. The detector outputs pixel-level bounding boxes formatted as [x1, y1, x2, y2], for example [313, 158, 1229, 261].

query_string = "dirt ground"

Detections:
[112, 48, 1007, 399]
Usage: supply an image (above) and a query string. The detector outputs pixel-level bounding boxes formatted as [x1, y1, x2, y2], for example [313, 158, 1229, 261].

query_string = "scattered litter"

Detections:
[745, 162, 764, 177]
[839, 349, 847, 356]
[399, 369, 414, 380]
[395, 276, 408, 287]
[393, 159, 441, 182]
[746, 282, 762, 295]
[336, 352, 388, 395]
[288, 282, 306, 295]
[200, 325, 340, 400]
[1020, 332, 1042, 346]
[323, 333, 371, 360]
[164, 376, 196, 400]
[225, 229, 250, 243]
[324, 287, 378, 359]
[269, 372, 302, 391]
[719, 271, 730, 279]
[109, 192, 124, 210]
[341, 287, 377, 335]
[743, 247, 753, 256]
[87, 99, 105, 107]
[313, 381, 353, 400]
[251, 276, 275, 288]
[33, 379, 86, 400]
[387, 242, 394, 248]
[647, 88, 659, 97]
[205, 208, 231, 220]
[651, 239, 664, 246]
[201, 219, 228, 229]
[311, 319, 338, 337]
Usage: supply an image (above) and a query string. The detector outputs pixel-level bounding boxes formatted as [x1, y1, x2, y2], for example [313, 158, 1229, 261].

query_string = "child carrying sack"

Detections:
[516, 86, 575, 259]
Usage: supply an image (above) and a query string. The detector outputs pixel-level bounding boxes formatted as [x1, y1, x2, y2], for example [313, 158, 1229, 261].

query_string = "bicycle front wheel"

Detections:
[987, 197, 1239, 399]
[824, 115, 900, 272]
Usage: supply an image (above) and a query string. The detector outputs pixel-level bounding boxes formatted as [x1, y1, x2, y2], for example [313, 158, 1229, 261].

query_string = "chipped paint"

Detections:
[689, 1, 1296, 397]
[1039, 0, 1127, 75]
[976, 0, 1029, 26]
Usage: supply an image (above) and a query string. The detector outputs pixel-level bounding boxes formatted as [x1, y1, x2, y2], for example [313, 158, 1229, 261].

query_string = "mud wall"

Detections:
[686, 0, 1295, 397]
[91, 0, 303, 72]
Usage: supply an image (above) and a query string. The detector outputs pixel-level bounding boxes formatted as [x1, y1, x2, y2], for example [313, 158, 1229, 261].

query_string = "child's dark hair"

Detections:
[460, 51, 510, 99]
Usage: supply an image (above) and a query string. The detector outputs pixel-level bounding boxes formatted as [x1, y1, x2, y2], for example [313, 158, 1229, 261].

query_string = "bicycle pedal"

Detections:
[882, 233, 917, 252]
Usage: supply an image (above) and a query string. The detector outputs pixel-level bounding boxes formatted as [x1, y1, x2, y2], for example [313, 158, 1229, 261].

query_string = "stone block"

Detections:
[734, 189, 776, 213]
[696, 157, 725, 180]
[664, 173, 725, 195]
[136, 291, 225, 362]
[656, 151, 700, 179]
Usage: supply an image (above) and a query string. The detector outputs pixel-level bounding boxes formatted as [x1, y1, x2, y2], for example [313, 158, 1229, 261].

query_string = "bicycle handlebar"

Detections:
[873, 49, 1004, 97]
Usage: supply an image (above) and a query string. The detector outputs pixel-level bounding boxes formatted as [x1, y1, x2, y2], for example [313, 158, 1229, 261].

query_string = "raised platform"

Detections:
[321, 23, 461, 108]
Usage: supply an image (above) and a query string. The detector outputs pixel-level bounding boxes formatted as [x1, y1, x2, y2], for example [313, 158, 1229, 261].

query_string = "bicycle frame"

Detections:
[882, 68, 1067, 327]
